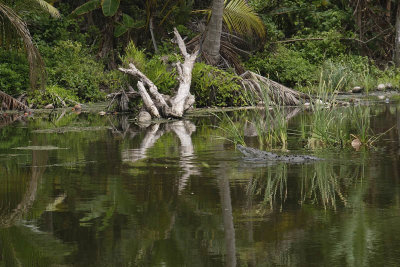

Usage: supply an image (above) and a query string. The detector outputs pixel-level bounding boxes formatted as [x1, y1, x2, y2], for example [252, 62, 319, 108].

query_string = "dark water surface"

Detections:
[0, 103, 400, 266]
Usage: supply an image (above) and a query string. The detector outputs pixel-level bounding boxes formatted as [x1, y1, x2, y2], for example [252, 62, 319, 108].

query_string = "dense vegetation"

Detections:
[1, 0, 400, 109]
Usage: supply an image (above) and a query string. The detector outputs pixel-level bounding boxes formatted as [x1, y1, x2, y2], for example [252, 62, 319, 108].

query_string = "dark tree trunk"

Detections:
[395, 1, 400, 66]
[98, 12, 121, 69]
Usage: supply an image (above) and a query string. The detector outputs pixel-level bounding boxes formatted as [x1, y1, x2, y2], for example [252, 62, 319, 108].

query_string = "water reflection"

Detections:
[121, 120, 199, 194]
[0, 103, 399, 265]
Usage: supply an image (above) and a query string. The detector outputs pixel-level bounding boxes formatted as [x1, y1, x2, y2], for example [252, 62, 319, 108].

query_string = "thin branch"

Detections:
[174, 27, 189, 57]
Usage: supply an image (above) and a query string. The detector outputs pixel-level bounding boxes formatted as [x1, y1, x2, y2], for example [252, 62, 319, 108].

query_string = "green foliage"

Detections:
[27, 85, 80, 108]
[246, 45, 317, 87]
[38, 40, 107, 101]
[191, 63, 245, 107]
[71, 0, 120, 17]
[71, 0, 101, 16]
[316, 55, 381, 93]
[0, 49, 29, 96]
[101, 0, 120, 17]
[120, 42, 178, 94]
[29, 14, 88, 46]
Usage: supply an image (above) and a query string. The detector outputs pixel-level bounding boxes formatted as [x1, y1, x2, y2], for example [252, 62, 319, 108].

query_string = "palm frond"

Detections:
[0, 90, 29, 111]
[34, 0, 61, 18]
[195, 0, 265, 38]
[0, 3, 46, 90]
[223, 0, 265, 38]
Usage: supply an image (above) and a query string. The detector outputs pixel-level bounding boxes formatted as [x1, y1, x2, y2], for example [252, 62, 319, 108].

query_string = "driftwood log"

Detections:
[119, 28, 199, 119]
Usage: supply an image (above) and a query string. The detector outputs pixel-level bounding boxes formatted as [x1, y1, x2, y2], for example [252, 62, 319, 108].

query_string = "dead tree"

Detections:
[119, 28, 199, 119]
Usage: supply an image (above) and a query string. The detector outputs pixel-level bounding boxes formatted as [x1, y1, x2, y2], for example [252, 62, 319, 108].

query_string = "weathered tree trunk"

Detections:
[119, 28, 198, 119]
[202, 0, 224, 65]
[395, 1, 400, 66]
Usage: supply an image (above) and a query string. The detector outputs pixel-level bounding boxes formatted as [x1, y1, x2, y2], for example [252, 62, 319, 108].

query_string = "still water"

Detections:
[0, 103, 399, 266]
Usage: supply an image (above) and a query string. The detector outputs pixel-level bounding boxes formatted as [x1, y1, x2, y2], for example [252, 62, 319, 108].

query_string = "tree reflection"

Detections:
[217, 164, 237, 267]
[121, 120, 199, 194]
[0, 145, 71, 266]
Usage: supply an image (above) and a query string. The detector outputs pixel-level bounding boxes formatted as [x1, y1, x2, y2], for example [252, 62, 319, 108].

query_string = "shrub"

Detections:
[0, 49, 30, 96]
[191, 63, 246, 107]
[246, 45, 317, 88]
[38, 40, 106, 101]
[28, 85, 80, 108]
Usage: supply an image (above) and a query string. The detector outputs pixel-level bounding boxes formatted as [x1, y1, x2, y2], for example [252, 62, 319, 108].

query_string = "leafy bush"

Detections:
[246, 45, 317, 88]
[38, 40, 106, 101]
[0, 49, 30, 96]
[191, 63, 245, 107]
[28, 85, 80, 108]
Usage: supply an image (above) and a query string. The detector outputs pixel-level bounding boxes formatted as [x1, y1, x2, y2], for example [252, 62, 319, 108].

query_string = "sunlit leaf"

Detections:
[72, 0, 101, 16]
[122, 13, 134, 28]
[101, 0, 120, 17]
[114, 24, 128, 37]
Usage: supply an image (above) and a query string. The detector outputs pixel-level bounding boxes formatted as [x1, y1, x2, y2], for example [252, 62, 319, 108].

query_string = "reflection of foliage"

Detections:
[247, 156, 364, 210]
[247, 163, 287, 211]
[0, 226, 71, 266]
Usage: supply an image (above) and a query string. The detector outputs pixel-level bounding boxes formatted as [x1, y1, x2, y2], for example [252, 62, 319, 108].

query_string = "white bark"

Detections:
[170, 28, 199, 117]
[137, 81, 160, 118]
[119, 64, 170, 114]
[118, 28, 198, 119]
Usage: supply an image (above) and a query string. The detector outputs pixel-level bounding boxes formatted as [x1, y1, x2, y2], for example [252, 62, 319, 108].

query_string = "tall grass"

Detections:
[213, 111, 246, 146]
[244, 84, 289, 150]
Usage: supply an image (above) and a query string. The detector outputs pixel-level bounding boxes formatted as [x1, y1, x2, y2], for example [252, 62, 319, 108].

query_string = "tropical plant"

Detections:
[197, 0, 265, 66]
[0, 0, 60, 109]
[0, 0, 59, 90]
[71, 0, 120, 17]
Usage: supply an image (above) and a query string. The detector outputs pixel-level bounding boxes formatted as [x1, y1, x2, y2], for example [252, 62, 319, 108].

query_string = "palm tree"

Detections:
[395, 1, 400, 66]
[0, 0, 59, 91]
[0, 0, 59, 109]
[202, 0, 224, 65]
[201, 0, 265, 66]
